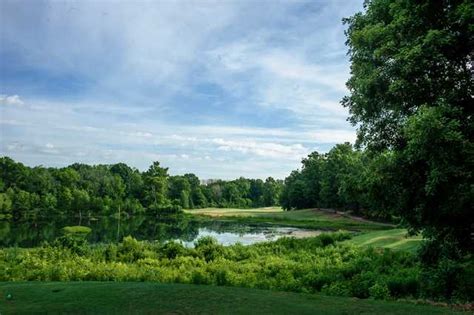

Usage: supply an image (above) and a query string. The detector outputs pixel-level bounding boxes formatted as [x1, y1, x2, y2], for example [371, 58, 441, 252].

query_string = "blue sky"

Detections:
[0, 0, 362, 179]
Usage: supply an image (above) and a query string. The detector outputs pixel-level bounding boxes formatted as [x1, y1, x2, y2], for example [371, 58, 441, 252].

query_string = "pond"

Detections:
[0, 215, 322, 248]
[180, 226, 321, 247]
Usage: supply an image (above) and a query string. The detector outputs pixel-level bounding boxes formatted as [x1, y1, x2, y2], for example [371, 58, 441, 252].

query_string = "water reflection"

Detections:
[0, 216, 321, 248]
[181, 227, 321, 247]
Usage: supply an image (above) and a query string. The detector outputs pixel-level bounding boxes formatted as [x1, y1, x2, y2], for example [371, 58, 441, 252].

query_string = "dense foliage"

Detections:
[1, 233, 472, 302]
[342, 0, 473, 253]
[279, 0, 473, 302]
[0, 234, 419, 298]
[0, 157, 283, 219]
[280, 144, 389, 219]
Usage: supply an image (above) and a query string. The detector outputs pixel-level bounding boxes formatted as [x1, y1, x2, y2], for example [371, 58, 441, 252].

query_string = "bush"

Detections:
[117, 236, 146, 262]
[191, 269, 210, 285]
[322, 282, 351, 297]
[369, 283, 390, 300]
[161, 241, 185, 259]
[194, 236, 225, 262]
[419, 256, 469, 301]
[319, 233, 337, 247]
[104, 244, 118, 261]
[386, 273, 419, 298]
[215, 269, 230, 286]
[302, 272, 336, 292]
[53, 234, 88, 255]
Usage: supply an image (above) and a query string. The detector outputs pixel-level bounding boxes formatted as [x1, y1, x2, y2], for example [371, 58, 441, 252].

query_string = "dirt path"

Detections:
[311, 208, 395, 227]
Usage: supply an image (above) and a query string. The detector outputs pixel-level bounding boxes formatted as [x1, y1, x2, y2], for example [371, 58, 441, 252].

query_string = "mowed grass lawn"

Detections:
[346, 229, 424, 253]
[186, 207, 394, 231]
[0, 282, 460, 315]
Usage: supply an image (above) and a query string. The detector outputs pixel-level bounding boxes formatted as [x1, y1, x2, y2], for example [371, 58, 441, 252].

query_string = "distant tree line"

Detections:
[0, 157, 283, 220]
[280, 143, 393, 220]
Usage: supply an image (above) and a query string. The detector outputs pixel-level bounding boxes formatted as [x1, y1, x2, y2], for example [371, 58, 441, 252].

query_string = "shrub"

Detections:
[161, 241, 185, 259]
[117, 236, 145, 262]
[191, 269, 210, 285]
[215, 269, 230, 286]
[53, 234, 88, 255]
[195, 236, 225, 262]
[420, 257, 468, 301]
[386, 273, 419, 298]
[104, 244, 118, 261]
[369, 283, 390, 300]
[349, 272, 375, 298]
[302, 272, 334, 292]
[319, 233, 336, 247]
[322, 282, 351, 297]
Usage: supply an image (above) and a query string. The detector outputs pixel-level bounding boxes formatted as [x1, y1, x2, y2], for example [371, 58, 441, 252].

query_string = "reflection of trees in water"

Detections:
[1, 217, 284, 248]
[0, 221, 11, 244]
[0, 220, 57, 247]
[1, 215, 200, 247]
[200, 220, 273, 236]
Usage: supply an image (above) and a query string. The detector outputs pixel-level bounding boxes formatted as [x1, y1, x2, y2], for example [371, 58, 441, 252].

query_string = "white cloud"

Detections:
[122, 131, 153, 138]
[212, 138, 310, 160]
[6, 142, 24, 151]
[259, 52, 348, 92]
[311, 129, 357, 143]
[204, 35, 351, 123]
[0, 94, 25, 106]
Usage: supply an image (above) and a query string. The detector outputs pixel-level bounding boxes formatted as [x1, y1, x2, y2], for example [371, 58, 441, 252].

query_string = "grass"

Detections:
[0, 282, 461, 315]
[186, 207, 394, 231]
[62, 225, 92, 235]
[345, 229, 424, 253]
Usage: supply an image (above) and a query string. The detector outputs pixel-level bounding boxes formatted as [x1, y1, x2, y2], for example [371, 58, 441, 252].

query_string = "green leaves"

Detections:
[342, 0, 473, 257]
[343, 0, 473, 149]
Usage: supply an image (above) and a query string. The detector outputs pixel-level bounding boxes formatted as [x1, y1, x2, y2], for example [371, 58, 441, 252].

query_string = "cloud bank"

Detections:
[0, 0, 362, 179]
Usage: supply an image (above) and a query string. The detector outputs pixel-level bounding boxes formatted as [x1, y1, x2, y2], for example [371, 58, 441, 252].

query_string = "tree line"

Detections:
[0, 157, 283, 219]
[280, 143, 383, 216]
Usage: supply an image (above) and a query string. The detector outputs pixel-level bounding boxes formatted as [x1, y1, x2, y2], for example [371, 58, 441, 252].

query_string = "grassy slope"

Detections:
[0, 282, 460, 315]
[346, 229, 424, 253]
[186, 207, 393, 231]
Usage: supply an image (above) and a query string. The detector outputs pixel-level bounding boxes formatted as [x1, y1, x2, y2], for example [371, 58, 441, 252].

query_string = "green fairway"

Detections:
[186, 207, 394, 231]
[346, 229, 424, 253]
[0, 282, 460, 315]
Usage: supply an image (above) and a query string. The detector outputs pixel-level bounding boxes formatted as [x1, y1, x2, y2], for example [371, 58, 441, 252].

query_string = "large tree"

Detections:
[343, 0, 473, 252]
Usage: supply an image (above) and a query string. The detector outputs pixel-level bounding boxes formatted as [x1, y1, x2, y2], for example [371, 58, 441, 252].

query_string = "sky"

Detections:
[0, 0, 363, 180]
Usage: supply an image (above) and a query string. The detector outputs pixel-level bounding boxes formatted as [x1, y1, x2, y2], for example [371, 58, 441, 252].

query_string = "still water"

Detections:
[181, 227, 321, 247]
[0, 215, 321, 248]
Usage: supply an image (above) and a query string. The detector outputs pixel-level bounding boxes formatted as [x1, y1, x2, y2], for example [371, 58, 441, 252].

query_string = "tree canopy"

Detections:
[342, 0, 473, 254]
